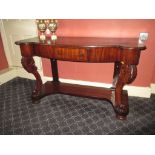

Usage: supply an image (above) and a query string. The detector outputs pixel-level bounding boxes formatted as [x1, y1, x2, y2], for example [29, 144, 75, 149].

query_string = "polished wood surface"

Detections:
[15, 36, 146, 120]
[15, 36, 145, 50]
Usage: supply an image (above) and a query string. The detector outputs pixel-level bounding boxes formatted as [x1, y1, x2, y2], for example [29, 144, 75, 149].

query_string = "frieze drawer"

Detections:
[54, 47, 87, 62]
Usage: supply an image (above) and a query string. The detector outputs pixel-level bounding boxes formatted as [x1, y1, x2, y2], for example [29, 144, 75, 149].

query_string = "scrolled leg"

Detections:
[21, 57, 43, 100]
[111, 62, 137, 119]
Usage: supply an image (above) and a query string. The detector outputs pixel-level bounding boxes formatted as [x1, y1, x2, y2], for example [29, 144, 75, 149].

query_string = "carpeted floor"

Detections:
[0, 77, 155, 135]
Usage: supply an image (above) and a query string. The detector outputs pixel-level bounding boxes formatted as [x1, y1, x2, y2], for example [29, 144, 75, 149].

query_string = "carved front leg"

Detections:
[21, 57, 43, 100]
[111, 62, 137, 119]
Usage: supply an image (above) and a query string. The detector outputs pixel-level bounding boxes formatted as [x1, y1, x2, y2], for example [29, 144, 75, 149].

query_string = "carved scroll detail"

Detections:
[21, 57, 43, 100]
[112, 62, 121, 88]
[127, 65, 137, 84]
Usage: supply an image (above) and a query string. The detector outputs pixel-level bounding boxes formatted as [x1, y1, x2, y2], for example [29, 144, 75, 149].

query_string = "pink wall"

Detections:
[0, 33, 8, 71]
[151, 66, 155, 83]
[42, 19, 155, 87]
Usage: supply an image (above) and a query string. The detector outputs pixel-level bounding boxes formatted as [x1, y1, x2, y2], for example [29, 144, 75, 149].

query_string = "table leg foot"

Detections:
[113, 103, 129, 120]
[31, 90, 42, 101]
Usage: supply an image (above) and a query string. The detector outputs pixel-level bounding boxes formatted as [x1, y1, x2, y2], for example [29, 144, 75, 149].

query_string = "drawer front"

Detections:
[34, 45, 54, 58]
[54, 47, 87, 62]
[89, 47, 140, 64]
[89, 47, 120, 62]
